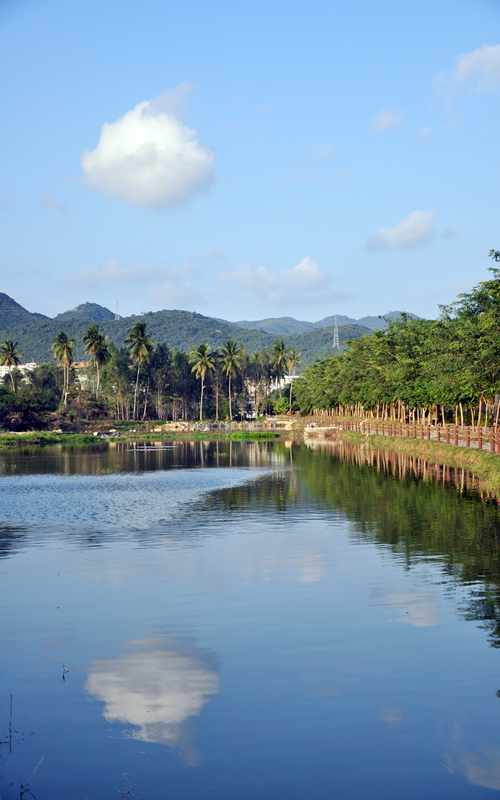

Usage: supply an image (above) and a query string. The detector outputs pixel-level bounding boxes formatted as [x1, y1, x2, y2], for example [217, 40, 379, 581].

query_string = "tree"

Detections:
[189, 343, 215, 421]
[83, 325, 110, 397]
[51, 331, 74, 406]
[221, 340, 243, 420]
[0, 339, 21, 393]
[287, 348, 302, 410]
[125, 322, 154, 420]
[270, 338, 290, 396]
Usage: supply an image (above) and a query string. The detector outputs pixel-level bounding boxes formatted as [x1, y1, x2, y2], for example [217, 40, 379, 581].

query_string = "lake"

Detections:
[1, 438, 500, 799]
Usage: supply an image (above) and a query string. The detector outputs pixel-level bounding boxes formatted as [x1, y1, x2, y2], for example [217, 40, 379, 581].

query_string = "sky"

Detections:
[1, 0, 500, 323]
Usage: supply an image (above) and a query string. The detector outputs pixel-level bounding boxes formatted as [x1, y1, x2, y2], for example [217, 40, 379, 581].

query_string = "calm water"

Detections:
[1, 439, 500, 799]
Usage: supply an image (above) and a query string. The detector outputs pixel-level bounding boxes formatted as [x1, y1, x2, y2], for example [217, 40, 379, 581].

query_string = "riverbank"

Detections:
[336, 429, 500, 495]
[0, 429, 282, 449]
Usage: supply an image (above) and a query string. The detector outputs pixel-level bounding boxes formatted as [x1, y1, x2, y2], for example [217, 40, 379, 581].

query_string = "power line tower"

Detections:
[115, 300, 120, 321]
[332, 314, 340, 350]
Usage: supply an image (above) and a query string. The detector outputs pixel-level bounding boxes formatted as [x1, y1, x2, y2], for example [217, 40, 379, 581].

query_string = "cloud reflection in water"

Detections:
[86, 637, 219, 763]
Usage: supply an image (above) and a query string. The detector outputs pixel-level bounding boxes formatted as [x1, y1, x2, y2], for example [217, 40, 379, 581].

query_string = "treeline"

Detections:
[0, 321, 302, 429]
[295, 257, 500, 428]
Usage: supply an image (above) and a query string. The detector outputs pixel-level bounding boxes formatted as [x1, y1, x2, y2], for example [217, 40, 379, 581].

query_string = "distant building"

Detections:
[0, 362, 37, 378]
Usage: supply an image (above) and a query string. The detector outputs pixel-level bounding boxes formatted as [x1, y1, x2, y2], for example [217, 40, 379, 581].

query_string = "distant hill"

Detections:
[234, 311, 420, 335]
[0, 294, 372, 366]
[54, 302, 115, 324]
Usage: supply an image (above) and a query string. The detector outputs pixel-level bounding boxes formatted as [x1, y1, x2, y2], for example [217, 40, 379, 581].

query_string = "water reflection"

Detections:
[372, 588, 440, 627]
[86, 637, 219, 764]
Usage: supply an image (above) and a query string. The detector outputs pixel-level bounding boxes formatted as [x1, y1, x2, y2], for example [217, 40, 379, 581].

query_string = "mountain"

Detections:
[234, 317, 315, 335]
[54, 302, 115, 324]
[233, 311, 420, 335]
[0, 294, 372, 366]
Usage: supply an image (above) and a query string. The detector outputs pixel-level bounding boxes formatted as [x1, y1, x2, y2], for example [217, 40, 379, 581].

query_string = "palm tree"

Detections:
[51, 331, 75, 405]
[271, 338, 290, 396]
[83, 325, 110, 397]
[221, 339, 242, 421]
[287, 348, 302, 410]
[0, 339, 21, 393]
[126, 321, 154, 420]
[189, 343, 215, 421]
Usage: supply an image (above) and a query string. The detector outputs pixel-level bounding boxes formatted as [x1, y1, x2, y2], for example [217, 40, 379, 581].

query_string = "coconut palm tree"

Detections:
[287, 348, 302, 411]
[51, 331, 75, 405]
[221, 339, 243, 421]
[270, 338, 290, 396]
[126, 321, 154, 420]
[0, 339, 21, 393]
[189, 343, 215, 421]
[83, 324, 110, 397]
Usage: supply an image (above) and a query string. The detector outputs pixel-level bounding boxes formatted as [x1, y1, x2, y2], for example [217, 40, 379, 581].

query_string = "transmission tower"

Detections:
[332, 314, 340, 350]
[115, 300, 120, 321]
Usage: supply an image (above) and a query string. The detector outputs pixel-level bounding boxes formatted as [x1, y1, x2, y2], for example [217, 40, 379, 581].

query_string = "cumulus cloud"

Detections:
[203, 247, 226, 261]
[367, 211, 436, 250]
[308, 144, 334, 159]
[66, 260, 160, 287]
[372, 109, 403, 132]
[40, 195, 69, 213]
[81, 84, 215, 208]
[149, 262, 205, 306]
[439, 43, 500, 91]
[86, 638, 219, 764]
[220, 256, 339, 305]
[445, 747, 500, 790]
[442, 224, 461, 240]
[418, 127, 433, 141]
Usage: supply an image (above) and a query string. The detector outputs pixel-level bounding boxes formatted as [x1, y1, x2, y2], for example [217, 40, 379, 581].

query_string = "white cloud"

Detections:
[86, 638, 219, 764]
[442, 224, 461, 240]
[40, 195, 69, 213]
[203, 247, 226, 261]
[149, 262, 205, 307]
[220, 256, 339, 306]
[367, 211, 436, 250]
[441, 43, 500, 91]
[308, 144, 334, 159]
[418, 127, 433, 141]
[372, 109, 403, 132]
[81, 84, 215, 208]
[66, 259, 160, 287]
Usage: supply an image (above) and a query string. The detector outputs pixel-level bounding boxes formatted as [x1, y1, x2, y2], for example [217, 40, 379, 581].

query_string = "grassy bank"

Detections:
[337, 430, 500, 494]
[124, 430, 281, 442]
[0, 432, 97, 448]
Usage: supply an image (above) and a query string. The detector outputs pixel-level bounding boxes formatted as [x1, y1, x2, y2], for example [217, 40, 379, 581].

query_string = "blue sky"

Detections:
[1, 0, 499, 322]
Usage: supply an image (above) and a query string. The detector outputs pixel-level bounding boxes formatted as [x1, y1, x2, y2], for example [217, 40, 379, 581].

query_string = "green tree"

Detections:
[83, 324, 110, 397]
[221, 340, 243, 420]
[0, 339, 21, 393]
[51, 331, 74, 406]
[189, 343, 215, 421]
[270, 338, 290, 396]
[125, 322, 154, 421]
[287, 348, 302, 410]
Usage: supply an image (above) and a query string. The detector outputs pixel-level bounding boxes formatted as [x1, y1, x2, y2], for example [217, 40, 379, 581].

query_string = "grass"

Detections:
[124, 430, 281, 442]
[0, 432, 97, 449]
[338, 429, 500, 494]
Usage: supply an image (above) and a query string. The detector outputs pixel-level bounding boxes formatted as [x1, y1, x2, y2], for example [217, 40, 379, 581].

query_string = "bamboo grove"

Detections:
[294, 260, 500, 428]
[0, 318, 302, 428]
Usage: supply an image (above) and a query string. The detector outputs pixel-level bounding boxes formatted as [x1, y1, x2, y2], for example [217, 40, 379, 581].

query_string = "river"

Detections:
[1, 438, 500, 799]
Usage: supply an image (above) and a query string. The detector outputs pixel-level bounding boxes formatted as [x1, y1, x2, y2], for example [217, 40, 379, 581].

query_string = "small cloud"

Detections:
[220, 256, 343, 306]
[336, 168, 357, 181]
[439, 43, 500, 91]
[66, 260, 160, 287]
[203, 248, 226, 262]
[367, 211, 436, 250]
[445, 747, 500, 790]
[81, 84, 215, 208]
[372, 589, 439, 627]
[372, 109, 403, 132]
[254, 103, 273, 117]
[308, 144, 334, 159]
[149, 263, 205, 307]
[418, 127, 433, 141]
[40, 195, 69, 213]
[293, 170, 314, 184]
[0, 195, 15, 211]
[380, 708, 405, 726]
[442, 224, 461, 240]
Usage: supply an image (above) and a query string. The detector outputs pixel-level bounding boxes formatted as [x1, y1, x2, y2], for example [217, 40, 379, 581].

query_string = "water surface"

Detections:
[1, 439, 500, 799]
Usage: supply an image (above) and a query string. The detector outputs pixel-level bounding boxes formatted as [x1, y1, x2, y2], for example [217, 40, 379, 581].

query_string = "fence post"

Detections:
[466, 427, 470, 447]
[490, 429, 495, 453]
[478, 427, 482, 450]
[454, 426, 458, 446]
[437, 426, 441, 442]
[420, 425, 424, 440]
[427, 425, 431, 440]
[446, 425, 450, 444]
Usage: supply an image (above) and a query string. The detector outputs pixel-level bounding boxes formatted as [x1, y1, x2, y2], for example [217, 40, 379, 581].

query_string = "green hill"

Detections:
[0, 295, 372, 366]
